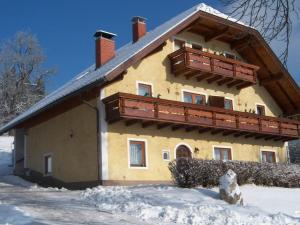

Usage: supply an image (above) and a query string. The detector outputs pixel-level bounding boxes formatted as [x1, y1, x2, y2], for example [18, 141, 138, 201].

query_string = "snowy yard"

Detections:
[0, 136, 300, 225]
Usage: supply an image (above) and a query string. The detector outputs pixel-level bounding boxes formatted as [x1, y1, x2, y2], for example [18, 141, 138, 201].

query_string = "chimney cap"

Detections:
[132, 16, 147, 23]
[94, 30, 117, 39]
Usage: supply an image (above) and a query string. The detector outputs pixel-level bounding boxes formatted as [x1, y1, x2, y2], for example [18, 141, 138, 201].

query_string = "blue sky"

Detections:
[0, 0, 299, 92]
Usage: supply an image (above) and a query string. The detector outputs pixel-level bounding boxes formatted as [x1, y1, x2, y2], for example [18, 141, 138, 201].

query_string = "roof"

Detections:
[0, 3, 299, 134]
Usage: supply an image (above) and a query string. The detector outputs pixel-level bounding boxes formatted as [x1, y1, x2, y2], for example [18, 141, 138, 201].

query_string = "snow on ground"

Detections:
[0, 136, 14, 176]
[82, 185, 300, 225]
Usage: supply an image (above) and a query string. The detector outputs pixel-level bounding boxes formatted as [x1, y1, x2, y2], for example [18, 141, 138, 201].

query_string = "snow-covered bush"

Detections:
[169, 159, 300, 188]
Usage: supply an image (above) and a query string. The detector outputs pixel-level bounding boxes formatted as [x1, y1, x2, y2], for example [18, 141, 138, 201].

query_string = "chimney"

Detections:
[132, 16, 147, 43]
[94, 30, 117, 69]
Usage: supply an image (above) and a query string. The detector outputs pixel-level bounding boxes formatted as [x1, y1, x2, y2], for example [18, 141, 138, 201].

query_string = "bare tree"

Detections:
[0, 31, 55, 126]
[221, 0, 299, 66]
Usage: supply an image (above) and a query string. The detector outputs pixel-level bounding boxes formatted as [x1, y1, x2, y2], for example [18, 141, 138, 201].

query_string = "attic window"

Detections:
[174, 39, 185, 51]
[192, 43, 202, 51]
[224, 52, 236, 60]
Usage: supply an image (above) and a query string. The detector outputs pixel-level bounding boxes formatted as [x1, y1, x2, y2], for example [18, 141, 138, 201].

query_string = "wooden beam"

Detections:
[207, 75, 223, 84]
[199, 127, 211, 133]
[260, 74, 284, 85]
[223, 130, 236, 136]
[186, 126, 198, 132]
[196, 73, 213, 82]
[264, 136, 276, 141]
[217, 77, 233, 86]
[172, 124, 183, 131]
[276, 82, 298, 110]
[227, 80, 243, 88]
[245, 133, 256, 138]
[211, 129, 223, 135]
[255, 134, 268, 139]
[142, 121, 154, 128]
[185, 71, 200, 80]
[157, 123, 170, 130]
[234, 132, 247, 137]
[205, 27, 229, 42]
[236, 81, 253, 90]
[125, 119, 138, 126]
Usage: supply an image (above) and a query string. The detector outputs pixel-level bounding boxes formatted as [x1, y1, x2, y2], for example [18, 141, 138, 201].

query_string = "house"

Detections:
[1, 3, 300, 188]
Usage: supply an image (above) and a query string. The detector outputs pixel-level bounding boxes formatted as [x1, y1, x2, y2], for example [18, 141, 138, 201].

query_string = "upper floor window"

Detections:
[174, 39, 185, 51]
[214, 147, 232, 161]
[138, 83, 152, 97]
[192, 43, 203, 51]
[129, 140, 146, 167]
[224, 52, 236, 59]
[183, 91, 206, 105]
[261, 151, 276, 163]
[256, 104, 266, 116]
[224, 98, 233, 110]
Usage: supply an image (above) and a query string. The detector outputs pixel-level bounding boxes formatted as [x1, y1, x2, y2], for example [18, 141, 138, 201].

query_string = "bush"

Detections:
[168, 158, 300, 188]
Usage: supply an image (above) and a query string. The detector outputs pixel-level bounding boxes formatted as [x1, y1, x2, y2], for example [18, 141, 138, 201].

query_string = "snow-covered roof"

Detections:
[0, 3, 250, 134]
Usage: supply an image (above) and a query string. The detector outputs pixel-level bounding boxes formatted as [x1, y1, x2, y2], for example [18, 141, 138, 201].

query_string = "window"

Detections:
[162, 150, 170, 161]
[261, 151, 276, 163]
[183, 92, 206, 105]
[256, 105, 266, 116]
[224, 52, 236, 59]
[44, 154, 52, 175]
[192, 43, 202, 51]
[224, 98, 233, 110]
[138, 83, 152, 97]
[129, 140, 146, 167]
[174, 39, 185, 51]
[214, 147, 232, 161]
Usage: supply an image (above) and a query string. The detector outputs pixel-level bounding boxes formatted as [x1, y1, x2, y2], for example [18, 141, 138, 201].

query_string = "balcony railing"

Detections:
[103, 93, 300, 141]
[168, 47, 259, 89]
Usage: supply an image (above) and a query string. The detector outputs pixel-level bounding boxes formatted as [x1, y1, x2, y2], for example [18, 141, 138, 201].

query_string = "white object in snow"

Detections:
[219, 169, 243, 205]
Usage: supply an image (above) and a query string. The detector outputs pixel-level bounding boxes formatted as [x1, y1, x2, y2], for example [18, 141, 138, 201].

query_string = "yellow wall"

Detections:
[26, 99, 99, 183]
[107, 122, 285, 182]
[103, 32, 286, 182]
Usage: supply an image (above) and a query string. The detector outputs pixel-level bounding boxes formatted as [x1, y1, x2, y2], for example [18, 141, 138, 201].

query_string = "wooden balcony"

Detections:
[103, 93, 300, 142]
[168, 47, 259, 89]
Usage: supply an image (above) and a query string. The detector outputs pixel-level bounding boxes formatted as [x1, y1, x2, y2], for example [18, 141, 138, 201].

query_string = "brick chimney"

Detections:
[94, 30, 117, 69]
[132, 16, 147, 43]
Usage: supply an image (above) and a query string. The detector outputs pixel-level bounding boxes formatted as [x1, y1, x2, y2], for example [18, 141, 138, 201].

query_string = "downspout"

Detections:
[80, 96, 102, 184]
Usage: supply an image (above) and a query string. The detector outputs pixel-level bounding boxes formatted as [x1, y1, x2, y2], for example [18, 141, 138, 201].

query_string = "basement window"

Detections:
[44, 154, 52, 176]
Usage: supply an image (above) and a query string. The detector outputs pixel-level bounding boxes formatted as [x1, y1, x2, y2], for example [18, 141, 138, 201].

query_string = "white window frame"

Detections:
[212, 145, 233, 161]
[136, 81, 154, 97]
[260, 149, 277, 163]
[181, 89, 208, 104]
[172, 37, 189, 51]
[223, 51, 237, 59]
[162, 149, 171, 161]
[127, 138, 148, 169]
[255, 103, 267, 115]
[224, 97, 235, 110]
[174, 142, 193, 159]
[43, 153, 53, 176]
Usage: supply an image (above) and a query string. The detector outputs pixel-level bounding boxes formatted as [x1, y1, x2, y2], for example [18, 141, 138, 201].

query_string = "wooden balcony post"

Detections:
[120, 97, 125, 114]
[258, 118, 262, 132]
[278, 121, 282, 135]
[154, 101, 159, 118]
[233, 64, 237, 77]
[210, 58, 215, 73]
[212, 111, 216, 126]
[235, 115, 239, 129]
[184, 107, 188, 122]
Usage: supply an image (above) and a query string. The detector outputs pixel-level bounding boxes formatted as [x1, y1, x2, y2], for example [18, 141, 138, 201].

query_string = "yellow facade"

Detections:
[25, 31, 286, 185]
[26, 99, 99, 183]
[103, 32, 285, 183]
